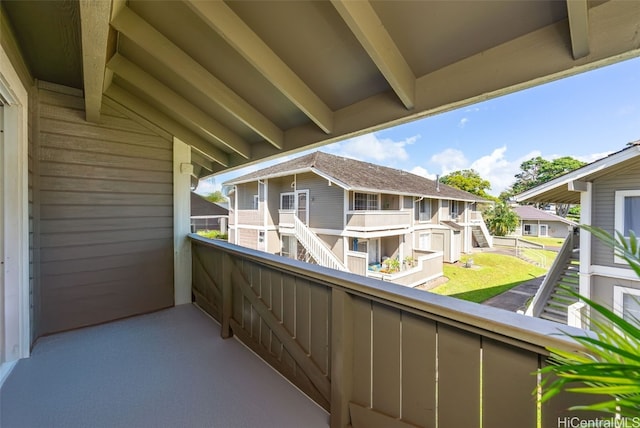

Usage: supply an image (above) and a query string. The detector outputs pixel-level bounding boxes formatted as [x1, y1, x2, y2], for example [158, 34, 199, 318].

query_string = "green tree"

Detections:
[205, 190, 227, 203]
[509, 156, 586, 216]
[512, 156, 586, 195]
[440, 169, 492, 198]
[483, 202, 519, 236]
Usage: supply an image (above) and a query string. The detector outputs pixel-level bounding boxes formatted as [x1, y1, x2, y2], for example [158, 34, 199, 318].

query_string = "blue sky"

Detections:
[199, 56, 640, 197]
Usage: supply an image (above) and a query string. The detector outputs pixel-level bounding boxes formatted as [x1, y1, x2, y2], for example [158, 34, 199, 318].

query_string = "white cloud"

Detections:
[409, 166, 437, 180]
[576, 151, 612, 163]
[458, 117, 469, 128]
[326, 132, 420, 164]
[429, 148, 469, 175]
[469, 147, 544, 196]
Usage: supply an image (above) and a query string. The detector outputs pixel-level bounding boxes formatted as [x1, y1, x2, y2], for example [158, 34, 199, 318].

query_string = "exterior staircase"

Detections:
[292, 215, 348, 271]
[525, 229, 580, 324]
[468, 212, 492, 248]
[471, 226, 490, 248]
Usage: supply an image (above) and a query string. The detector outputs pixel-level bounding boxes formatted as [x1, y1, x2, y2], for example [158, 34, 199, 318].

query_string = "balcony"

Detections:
[358, 250, 444, 287]
[190, 236, 601, 427]
[278, 209, 296, 228]
[2, 236, 600, 428]
[1, 304, 328, 427]
[235, 209, 263, 226]
[345, 211, 411, 232]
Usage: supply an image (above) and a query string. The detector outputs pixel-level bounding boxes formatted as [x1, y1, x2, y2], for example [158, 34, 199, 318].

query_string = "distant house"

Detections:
[190, 192, 228, 233]
[224, 151, 491, 288]
[516, 142, 640, 326]
[512, 205, 577, 239]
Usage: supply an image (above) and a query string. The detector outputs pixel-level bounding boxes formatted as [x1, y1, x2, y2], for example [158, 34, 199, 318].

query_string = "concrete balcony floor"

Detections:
[1, 304, 329, 428]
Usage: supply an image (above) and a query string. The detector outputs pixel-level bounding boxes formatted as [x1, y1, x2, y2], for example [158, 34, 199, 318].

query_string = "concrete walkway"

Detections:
[482, 275, 545, 312]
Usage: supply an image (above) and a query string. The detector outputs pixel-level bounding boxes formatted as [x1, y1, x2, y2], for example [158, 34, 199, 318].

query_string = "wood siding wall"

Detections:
[191, 237, 604, 428]
[592, 159, 640, 267]
[295, 173, 344, 230]
[33, 82, 174, 336]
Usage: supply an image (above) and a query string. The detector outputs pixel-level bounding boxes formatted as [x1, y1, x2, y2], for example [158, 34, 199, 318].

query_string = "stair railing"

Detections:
[525, 230, 576, 318]
[293, 215, 348, 271]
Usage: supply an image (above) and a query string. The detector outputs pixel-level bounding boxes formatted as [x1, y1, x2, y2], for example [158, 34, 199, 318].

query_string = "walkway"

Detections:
[1, 304, 329, 428]
[482, 275, 545, 312]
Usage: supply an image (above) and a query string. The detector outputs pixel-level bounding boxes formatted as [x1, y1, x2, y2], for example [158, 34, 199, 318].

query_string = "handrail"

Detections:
[292, 214, 348, 272]
[478, 215, 493, 247]
[190, 234, 590, 426]
[525, 231, 575, 317]
[471, 213, 493, 247]
[190, 234, 583, 353]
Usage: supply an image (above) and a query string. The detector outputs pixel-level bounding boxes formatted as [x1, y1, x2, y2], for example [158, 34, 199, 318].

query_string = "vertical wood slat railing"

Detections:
[190, 235, 603, 428]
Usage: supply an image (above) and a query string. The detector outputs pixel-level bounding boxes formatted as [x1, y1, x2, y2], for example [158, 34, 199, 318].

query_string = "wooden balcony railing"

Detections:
[190, 235, 602, 428]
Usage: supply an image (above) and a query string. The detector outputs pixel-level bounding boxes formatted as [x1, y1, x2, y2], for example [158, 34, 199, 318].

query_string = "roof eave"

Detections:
[515, 145, 640, 203]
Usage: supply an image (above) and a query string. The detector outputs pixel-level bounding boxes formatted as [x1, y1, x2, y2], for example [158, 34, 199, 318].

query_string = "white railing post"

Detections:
[567, 301, 586, 328]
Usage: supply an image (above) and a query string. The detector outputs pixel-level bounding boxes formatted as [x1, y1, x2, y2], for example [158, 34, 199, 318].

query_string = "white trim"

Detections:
[579, 182, 592, 299]
[613, 286, 640, 326]
[614, 189, 640, 264]
[591, 264, 640, 281]
[173, 138, 192, 305]
[233, 185, 238, 244]
[1, 42, 30, 380]
[353, 191, 380, 211]
[539, 224, 548, 237]
[236, 224, 278, 231]
[515, 145, 640, 202]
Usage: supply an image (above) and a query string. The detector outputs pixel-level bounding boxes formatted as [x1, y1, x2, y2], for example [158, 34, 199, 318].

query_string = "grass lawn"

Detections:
[520, 248, 559, 268]
[430, 253, 547, 303]
[519, 236, 565, 247]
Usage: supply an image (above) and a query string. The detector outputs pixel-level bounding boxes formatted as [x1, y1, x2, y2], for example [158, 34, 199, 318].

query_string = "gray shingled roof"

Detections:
[225, 152, 489, 202]
[513, 205, 577, 225]
[191, 192, 229, 217]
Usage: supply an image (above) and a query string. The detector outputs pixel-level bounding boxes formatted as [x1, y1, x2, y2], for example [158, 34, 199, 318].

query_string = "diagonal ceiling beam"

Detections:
[108, 53, 251, 159]
[79, 0, 111, 122]
[330, 0, 415, 109]
[111, 6, 284, 150]
[185, 0, 334, 134]
[566, 0, 590, 60]
[191, 150, 215, 174]
[104, 84, 230, 167]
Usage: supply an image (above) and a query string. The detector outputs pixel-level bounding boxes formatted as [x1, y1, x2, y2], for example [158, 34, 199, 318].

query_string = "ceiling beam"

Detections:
[104, 84, 230, 167]
[185, 0, 334, 134]
[566, 0, 590, 60]
[330, 0, 415, 109]
[191, 150, 215, 174]
[107, 53, 251, 159]
[111, 6, 284, 150]
[79, 0, 111, 122]
[231, 0, 640, 177]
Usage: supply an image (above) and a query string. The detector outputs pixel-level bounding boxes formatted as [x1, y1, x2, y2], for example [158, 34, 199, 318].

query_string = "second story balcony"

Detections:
[346, 210, 411, 232]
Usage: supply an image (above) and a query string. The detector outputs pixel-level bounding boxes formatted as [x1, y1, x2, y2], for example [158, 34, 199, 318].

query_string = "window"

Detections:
[615, 190, 640, 263]
[614, 286, 640, 324]
[523, 224, 538, 236]
[418, 198, 431, 222]
[419, 232, 431, 250]
[252, 195, 259, 210]
[450, 200, 461, 220]
[354, 192, 378, 211]
[280, 193, 295, 210]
